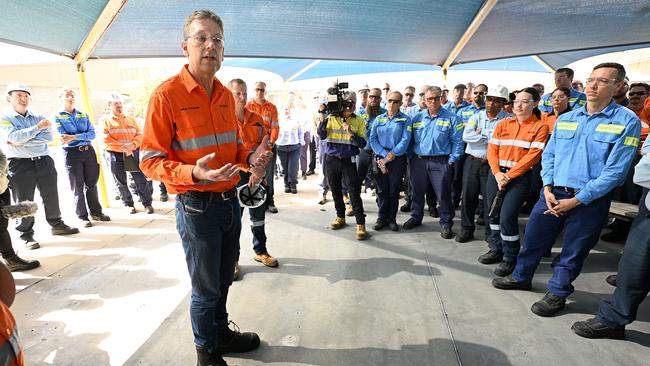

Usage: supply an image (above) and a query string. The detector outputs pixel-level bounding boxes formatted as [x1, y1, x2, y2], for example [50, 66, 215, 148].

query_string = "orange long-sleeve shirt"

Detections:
[246, 100, 279, 143]
[540, 112, 557, 134]
[238, 108, 270, 152]
[0, 301, 24, 366]
[488, 115, 548, 180]
[102, 114, 143, 153]
[140, 65, 250, 194]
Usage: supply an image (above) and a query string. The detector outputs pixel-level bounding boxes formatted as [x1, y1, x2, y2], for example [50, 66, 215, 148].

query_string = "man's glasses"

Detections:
[473, 91, 486, 96]
[629, 91, 647, 97]
[585, 77, 620, 86]
[405, 93, 414, 97]
[419, 93, 425, 97]
[187, 34, 224, 47]
[387, 99, 401, 104]
[255, 88, 265, 92]
[383, 88, 390, 91]
[368, 95, 381, 99]
[426, 96, 441, 102]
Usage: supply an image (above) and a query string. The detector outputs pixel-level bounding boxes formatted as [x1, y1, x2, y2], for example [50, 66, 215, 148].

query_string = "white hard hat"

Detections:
[487, 85, 509, 100]
[6, 82, 30, 95]
[237, 184, 267, 208]
[107, 92, 123, 102]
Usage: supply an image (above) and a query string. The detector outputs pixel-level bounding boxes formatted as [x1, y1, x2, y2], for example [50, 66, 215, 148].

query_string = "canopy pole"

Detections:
[77, 63, 110, 208]
[286, 60, 322, 83]
[531, 55, 556, 73]
[441, 0, 498, 72]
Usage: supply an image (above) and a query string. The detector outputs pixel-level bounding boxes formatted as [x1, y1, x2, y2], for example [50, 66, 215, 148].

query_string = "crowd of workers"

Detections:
[1, 9, 650, 366]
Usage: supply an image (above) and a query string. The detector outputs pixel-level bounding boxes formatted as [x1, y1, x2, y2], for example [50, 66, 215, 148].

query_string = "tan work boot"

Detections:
[318, 193, 328, 205]
[356, 224, 367, 240]
[233, 262, 240, 281]
[254, 252, 279, 267]
[346, 205, 354, 216]
[330, 217, 346, 230]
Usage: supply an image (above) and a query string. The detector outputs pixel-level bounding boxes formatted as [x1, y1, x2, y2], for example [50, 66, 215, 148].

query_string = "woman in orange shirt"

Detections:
[479, 87, 548, 277]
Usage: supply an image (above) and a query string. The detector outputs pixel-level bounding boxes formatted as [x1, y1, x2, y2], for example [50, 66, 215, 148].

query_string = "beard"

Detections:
[367, 104, 381, 119]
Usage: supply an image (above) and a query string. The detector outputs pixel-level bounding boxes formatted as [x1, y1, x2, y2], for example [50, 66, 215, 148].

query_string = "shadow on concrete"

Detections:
[23, 328, 111, 365]
[232, 338, 512, 366]
[240, 257, 439, 283]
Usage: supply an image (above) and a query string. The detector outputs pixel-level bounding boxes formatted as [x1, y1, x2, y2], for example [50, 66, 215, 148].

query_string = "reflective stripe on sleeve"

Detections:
[624, 136, 640, 147]
[140, 150, 168, 159]
[172, 131, 236, 151]
[109, 128, 137, 134]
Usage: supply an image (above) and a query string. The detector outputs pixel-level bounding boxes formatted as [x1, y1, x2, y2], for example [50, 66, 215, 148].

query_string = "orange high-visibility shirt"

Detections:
[238, 108, 269, 152]
[140, 65, 250, 194]
[0, 301, 25, 366]
[540, 112, 557, 133]
[488, 115, 548, 180]
[102, 114, 143, 153]
[246, 100, 279, 144]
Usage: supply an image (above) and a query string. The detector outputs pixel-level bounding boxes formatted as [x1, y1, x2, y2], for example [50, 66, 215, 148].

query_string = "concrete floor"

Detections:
[9, 164, 650, 366]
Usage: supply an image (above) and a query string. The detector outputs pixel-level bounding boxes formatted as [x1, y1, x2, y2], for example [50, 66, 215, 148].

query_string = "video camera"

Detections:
[326, 82, 354, 116]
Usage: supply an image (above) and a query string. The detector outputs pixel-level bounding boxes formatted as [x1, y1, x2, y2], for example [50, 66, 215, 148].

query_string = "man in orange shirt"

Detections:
[102, 94, 153, 214]
[140, 10, 271, 366]
[246, 82, 280, 213]
[0, 262, 25, 365]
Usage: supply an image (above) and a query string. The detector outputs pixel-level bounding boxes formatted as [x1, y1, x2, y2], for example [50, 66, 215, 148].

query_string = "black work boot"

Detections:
[196, 346, 227, 366]
[4, 254, 40, 272]
[217, 322, 260, 354]
[571, 317, 625, 339]
[493, 261, 516, 277]
[531, 291, 566, 317]
[492, 275, 532, 291]
[478, 250, 503, 264]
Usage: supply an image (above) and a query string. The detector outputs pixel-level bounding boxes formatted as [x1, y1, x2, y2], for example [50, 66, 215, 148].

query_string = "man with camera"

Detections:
[317, 87, 367, 240]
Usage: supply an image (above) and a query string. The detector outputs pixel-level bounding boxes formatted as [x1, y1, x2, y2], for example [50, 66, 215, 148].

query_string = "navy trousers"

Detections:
[375, 155, 406, 222]
[64, 146, 103, 219]
[512, 188, 612, 297]
[460, 156, 490, 237]
[597, 206, 650, 327]
[106, 150, 152, 207]
[409, 156, 454, 228]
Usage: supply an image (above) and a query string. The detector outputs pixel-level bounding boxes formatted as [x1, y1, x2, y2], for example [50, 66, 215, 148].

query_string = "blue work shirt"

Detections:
[542, 101, 641, 205]
[456, 104, 485, 126]
[0, 108, 53, 158]
[400, 103, 420, 120]
[410, 107, 465, 164]
[463, 110, 512, 160]
[369, 111, 412, 158]
[443, 100, 470, 115]
[55, 109, 96, 148]
[539, 88, 586, 114]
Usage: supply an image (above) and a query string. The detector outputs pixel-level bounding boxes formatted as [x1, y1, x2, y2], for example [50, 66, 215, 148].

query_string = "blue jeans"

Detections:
[238, 172, 267, 254]
[176, 193, 241, 351]
[597, 206, 650, 327]
[277, 144, 300, 189]
[512, 188, 611, 297]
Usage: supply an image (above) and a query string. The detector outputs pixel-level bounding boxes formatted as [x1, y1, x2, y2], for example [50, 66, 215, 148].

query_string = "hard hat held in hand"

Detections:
[237, 184, 267, 208]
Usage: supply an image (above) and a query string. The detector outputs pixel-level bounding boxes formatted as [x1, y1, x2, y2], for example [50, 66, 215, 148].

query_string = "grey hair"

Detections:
[425, 86, 442, 94]
[183, 10, 224, 40]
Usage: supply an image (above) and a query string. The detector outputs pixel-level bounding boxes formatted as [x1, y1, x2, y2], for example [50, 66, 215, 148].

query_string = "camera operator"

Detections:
[317, 89, 367, 240]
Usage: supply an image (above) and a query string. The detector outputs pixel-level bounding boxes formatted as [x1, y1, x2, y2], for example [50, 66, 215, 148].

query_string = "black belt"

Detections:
[554, 186, 580, 194]
[468, 155, 488, 164]
[180, 188, 237, 202]
[417, 155, 446, 160]
[11, 156, 46, 161]
[65, 145, 91, 152]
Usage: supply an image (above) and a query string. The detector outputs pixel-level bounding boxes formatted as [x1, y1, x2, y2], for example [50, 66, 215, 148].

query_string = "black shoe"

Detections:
[373, 218, 388, 231]
[494, 261, 516, 277]
[550, 254, 560, 268]
[388, 221, 399, 232]
[196, 346, 228, 366]
[476, 216, 485, 226]
[571, 317, 625, 339]
[145, 205, 154, 214]
[455, 231, 474, 243]
[403, 218, 421, 230]
[306, 170, 315, 176]
[441, 227, 455, 239]
[605, 274, 617, 287]
[284, 187, 291, 193]
[531, 291, 566, 317]
[267, 204, 278, 213]
[216, 322, 260, 354]
[399, 202, 411, 213]
[4, 254, 40, 272]
[83, 219, 93, 228]
[291, 187, 298, 194]
[23, 236, 40, 250]
[600, 229, 628, 243]
[492, 275, 532, 290]
[478, 250, 503, 264]
[129, 206, 137, 214]
[160, 193, 169, 202]
[302, 172, 307, 180]
[543, 248, 552, 257]
[91, 213, 111, 222]
[429, 207, 439, 218]
[51, 222, 80, 235]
